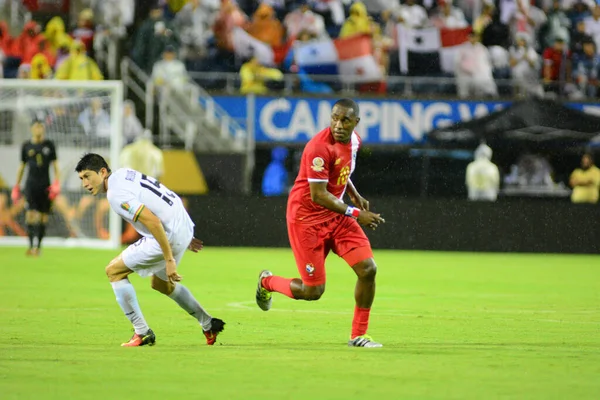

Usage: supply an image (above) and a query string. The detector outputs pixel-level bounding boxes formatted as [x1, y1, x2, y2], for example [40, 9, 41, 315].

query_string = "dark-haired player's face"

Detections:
[330, 105, 359, 143]
[31, 123, 45, 141]
[78, 168, 108, 196]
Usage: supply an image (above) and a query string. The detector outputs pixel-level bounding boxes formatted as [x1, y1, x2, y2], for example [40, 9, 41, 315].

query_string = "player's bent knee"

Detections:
[151, 275, 174, 295]
[353, 259, 377, 281]
[303, 284, 325, 301]
[105, 258, 131, 282]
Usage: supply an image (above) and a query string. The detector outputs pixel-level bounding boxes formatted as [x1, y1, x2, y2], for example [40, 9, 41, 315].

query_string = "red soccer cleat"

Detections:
[121, 329, 156, 347]
[203, 318, 226, 345]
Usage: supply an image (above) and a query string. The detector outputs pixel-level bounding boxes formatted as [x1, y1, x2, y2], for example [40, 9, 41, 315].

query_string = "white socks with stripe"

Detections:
[168, 283, 212, 331]
[111, 279, 150, 335]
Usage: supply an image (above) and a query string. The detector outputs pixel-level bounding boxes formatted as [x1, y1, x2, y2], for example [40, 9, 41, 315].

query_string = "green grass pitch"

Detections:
[1, 246, 599, 399]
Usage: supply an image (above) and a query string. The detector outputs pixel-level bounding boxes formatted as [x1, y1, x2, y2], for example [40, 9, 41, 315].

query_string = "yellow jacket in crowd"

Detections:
[240, 57, 283, 95]
[55, 40, 103, 80]
[30, 54, 53, 79]
[339, 2, 372, 38]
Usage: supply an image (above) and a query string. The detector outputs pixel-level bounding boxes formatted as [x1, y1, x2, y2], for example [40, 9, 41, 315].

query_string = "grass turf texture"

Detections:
[0, 247, 599, 399]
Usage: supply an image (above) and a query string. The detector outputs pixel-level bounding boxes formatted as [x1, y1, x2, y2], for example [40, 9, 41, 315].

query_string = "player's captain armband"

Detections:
[345, 206, 360, 219]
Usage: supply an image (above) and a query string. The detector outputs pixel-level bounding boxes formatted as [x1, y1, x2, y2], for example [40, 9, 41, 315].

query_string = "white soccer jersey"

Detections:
[107, 168, 194, 239]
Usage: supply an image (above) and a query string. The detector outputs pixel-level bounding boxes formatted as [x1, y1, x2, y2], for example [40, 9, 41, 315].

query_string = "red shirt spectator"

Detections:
[543, 38, 571, 81]
[11, 21, 42, 61]
[0, 21, 13, 56]
[71, 8, 95, 55]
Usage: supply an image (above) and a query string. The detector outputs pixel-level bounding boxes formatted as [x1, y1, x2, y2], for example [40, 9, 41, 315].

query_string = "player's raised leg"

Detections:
[105, 254, 155, 347]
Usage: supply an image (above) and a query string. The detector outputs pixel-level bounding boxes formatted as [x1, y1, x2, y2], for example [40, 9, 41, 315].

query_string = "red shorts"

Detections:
[287, 214, 373, 286]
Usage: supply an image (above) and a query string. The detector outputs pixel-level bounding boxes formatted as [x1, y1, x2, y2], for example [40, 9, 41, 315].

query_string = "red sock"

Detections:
[262, 276, 294, 299]
[351, 306, 371, 339]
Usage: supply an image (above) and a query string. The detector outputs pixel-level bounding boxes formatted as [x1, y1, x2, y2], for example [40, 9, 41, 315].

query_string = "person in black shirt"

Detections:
[11, 120, 61, 255]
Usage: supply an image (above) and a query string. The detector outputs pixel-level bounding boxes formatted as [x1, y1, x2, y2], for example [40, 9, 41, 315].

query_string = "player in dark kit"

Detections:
[255, 99, 386, 348]
[11, 120, 60, 256]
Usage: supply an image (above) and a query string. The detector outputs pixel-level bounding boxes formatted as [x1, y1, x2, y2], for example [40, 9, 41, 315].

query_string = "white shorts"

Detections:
[121, 226, 194, 280]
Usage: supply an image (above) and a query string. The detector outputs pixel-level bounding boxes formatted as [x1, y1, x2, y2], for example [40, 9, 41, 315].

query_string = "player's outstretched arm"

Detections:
[309, 181, 385, 230]
[136, 206, 181, 282]
[347, 179, 369, 211]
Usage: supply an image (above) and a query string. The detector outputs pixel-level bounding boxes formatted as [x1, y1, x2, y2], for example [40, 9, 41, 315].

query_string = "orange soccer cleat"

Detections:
[121, 329, 156, 347]
[203, 318, 226, 345]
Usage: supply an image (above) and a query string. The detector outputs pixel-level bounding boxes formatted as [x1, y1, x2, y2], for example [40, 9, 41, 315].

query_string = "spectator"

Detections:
[11, 21, 42, 63]
[29, 53, 53, 79]
[239, 55, 284, 94]
[431, 0, 468, 29]
[0, 20, 13, 56]
[392, 0, 429, 29]
[584, 5, 600, 54]
[509, 0, 547, 51]
[509, 32, 543, 97]
[571, 19, 594, 57]
[213, 0, 248, 53]
[284, 4, 328, 40]
[542, 35, 571, 95]
[151, 45, 189, 93]
[44, 16, 69, 56]
[340, 2, 372, 38]
[54, 35, 71, 70]
[481, 6, 511, 49]
[308, 0, 346, 28]
[455, 32, 498, 98]
[174, 0, 220, 60]
[17, 63, 30, 79]
[539, 0, 571, 50]
[571, 39, 600, 98]
[246, 3, 285, 47]
[466, 144, 500, 201]
[569, 153, 600, 203]
[71, 8, 95, 56]
[55, 39, 104, 80]
[566, 0, 592, 28]
[123, 100, 144, 145]
[262, 146, 289, 196]
[78, 97, 111, 139]
[132, 4, 179, 72]
[94, 0, 135, 38]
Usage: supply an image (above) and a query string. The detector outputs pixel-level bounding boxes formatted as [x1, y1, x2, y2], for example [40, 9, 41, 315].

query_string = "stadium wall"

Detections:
[188, 196, 600, 254]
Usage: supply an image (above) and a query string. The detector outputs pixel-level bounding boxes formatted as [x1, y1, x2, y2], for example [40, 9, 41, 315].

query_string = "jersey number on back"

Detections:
[140, 174, 175, 206]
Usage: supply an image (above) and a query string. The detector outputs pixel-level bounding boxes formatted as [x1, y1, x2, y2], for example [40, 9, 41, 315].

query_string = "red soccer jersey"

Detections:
[287, 127, 361, 225]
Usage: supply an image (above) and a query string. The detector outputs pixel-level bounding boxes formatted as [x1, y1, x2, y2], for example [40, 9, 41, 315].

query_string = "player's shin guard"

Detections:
[262, 276, 295, 298]
[26, 224, 35, 248]
[36, 223, 46, 249]
[351, 306, 371, 339]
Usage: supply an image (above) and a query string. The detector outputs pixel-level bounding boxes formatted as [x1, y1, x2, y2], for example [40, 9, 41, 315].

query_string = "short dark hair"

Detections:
[75, 153, 111, 173]
[333, 98, 360, 117]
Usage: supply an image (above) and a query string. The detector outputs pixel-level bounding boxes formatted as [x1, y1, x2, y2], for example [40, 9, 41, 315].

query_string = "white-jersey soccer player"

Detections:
[75, 153, 225, 347]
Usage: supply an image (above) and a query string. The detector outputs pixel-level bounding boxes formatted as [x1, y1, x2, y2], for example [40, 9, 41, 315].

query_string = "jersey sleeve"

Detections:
[21, 144, 27, 163]
[303, 141, 332, 182]
[108, 187, 145, 223]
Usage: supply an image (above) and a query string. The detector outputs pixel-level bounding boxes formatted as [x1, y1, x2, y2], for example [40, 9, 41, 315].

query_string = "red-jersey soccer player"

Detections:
[255, 98, 386, 347]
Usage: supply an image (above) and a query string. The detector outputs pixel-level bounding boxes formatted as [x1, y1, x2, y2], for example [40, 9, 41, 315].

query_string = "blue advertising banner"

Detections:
[212, 96, 600, 144]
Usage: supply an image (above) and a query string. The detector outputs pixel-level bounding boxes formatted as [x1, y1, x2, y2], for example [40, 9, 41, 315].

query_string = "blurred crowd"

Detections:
[3, 0, 600, 98]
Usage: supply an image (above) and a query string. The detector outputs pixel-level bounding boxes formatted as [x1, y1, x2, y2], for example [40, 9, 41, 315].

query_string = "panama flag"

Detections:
[232, 28, 276, 66]
[398, 25, 472, 75]
[294, 35, 382, 83]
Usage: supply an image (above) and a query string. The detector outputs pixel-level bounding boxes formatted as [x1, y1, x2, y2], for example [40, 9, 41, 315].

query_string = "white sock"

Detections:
[168, 283, 212, 331]
[111, 279, 149, 335]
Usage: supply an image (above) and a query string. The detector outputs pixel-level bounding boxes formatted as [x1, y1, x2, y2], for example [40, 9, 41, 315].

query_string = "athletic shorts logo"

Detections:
[305, 263, 315, 275]
[311, 157, 325, 172]
[121, 202, 131, 211]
